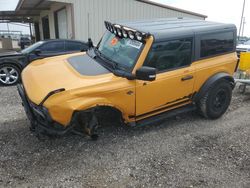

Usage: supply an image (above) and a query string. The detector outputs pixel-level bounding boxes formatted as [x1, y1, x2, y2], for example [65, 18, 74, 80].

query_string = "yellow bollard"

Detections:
[239, 52, 250, 71]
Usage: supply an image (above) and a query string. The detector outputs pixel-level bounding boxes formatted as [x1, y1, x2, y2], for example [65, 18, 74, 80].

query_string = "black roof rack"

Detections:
[118, 18, 236, 41]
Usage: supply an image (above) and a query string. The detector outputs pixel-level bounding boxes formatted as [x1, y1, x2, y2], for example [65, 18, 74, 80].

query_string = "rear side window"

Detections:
[144, 38, 193, 72]
[200, 32, 234, 58]
[65, 41, 88, 51]
[40, 41, 65, 52]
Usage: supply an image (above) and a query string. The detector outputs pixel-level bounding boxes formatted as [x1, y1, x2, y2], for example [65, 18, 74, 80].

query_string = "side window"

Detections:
[144, 38, 193, 72]
[40, 41, 65, 53]
[200, 32, 234, 58]
[65, 41, 87, 51]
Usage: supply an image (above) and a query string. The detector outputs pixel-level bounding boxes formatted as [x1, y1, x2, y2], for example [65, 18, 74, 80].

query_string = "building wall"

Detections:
[41, 0, 205, 43]
[39, 2, 73, 40]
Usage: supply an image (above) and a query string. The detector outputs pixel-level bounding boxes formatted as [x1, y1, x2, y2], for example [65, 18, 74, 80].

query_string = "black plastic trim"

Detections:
[17, 84, 76, 136]
[193, 72, 234, 103]
[130, 99, 190, 119]
[136, 104, 196, 127]
[39, 88, 65, 106]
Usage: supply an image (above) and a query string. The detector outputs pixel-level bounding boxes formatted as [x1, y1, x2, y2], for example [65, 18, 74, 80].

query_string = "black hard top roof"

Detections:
[118, 18, 237, 41]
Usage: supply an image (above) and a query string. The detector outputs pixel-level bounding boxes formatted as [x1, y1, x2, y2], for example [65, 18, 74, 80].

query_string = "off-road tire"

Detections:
[197, 80, 232, 119]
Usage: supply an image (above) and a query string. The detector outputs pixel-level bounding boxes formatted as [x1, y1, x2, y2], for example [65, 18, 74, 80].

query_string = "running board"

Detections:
[136, 105, 196, 127]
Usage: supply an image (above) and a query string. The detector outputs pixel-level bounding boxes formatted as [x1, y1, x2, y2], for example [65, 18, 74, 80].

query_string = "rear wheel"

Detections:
[197, 80, 232, 119]
[0, 64, 21, 86]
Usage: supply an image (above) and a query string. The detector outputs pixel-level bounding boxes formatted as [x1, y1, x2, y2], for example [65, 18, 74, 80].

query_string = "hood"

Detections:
[22, 52, 113, 105]
[0, 51, 23, 58]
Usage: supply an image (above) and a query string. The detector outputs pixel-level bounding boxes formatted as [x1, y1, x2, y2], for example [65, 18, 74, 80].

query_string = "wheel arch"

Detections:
[0, 59, 23, 70]
[193, 72, 235, 103]
[73, 100, 128, 122]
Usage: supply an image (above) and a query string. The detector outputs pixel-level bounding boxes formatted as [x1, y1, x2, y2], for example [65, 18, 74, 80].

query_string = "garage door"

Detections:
[55, 8, 68, 39]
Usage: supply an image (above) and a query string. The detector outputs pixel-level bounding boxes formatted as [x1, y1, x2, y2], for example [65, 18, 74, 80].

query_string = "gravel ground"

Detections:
[0, 86, 250, 187]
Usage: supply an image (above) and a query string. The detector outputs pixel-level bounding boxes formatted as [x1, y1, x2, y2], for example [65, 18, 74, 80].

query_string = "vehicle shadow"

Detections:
[0, 110, 201, 148]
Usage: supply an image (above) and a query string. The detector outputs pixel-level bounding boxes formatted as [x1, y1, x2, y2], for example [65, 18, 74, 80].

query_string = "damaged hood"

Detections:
[22, 52, 112, 105]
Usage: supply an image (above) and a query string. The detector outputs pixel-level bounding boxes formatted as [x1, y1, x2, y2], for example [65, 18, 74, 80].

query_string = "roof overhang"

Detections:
[0, 0, 53, 23]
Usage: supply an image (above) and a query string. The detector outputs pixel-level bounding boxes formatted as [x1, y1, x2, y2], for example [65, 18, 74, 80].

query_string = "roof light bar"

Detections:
[128, 30, 135, 40]
[122, 29, 128, 38]
[104, 21, 150, 42]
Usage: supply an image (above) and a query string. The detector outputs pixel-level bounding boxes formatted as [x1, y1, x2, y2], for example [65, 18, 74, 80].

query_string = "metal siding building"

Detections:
[0, 0, 207, 43]
[53, 0, 206, 43]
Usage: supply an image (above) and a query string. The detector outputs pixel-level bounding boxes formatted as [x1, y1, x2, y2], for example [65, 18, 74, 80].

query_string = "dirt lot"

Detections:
[0, 86, 250, 187]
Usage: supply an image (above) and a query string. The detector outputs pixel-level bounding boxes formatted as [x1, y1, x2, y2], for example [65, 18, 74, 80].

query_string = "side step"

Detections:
[136, 104, 196, 127]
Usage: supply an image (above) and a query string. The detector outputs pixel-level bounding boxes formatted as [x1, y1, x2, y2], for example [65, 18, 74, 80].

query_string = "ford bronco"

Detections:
[18, 18, 238, 139]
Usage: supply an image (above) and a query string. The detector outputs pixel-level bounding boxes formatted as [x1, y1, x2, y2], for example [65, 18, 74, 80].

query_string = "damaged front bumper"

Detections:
[17, 84, 75, 136]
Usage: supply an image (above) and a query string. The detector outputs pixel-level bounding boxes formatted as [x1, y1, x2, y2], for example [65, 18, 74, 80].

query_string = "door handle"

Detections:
[181, 75, 193, 81]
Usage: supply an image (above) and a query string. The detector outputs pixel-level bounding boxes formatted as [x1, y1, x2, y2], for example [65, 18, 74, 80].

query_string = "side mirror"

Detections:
[136, 66, 156, 81]
[34, 49, 41, 56]
[88, 38, 94, 49]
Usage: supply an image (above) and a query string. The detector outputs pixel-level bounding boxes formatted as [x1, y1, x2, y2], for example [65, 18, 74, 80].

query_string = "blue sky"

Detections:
[0, 0, 249, 37]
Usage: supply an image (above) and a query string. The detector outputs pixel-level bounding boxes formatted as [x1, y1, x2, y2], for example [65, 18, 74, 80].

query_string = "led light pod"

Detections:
[128, 30, 135, 40]
[117, 28, 122, 37]
[135, 31, 143, 41]
[122, 29, 128, 38]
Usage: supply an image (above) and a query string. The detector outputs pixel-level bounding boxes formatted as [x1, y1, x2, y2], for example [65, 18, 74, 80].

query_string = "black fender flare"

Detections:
[193, 72, 235, 103]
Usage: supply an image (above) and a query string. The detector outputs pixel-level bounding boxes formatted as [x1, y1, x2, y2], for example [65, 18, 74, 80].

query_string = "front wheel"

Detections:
[0, 64, 21, 86]
[197, 80, 232, 119]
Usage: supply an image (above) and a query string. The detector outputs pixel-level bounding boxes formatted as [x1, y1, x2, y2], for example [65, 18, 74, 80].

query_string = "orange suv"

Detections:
[18, 18, 238, 139]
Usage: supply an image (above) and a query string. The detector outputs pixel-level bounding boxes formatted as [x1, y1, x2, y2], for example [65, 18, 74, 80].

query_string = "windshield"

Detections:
[21, 41, 44, 54]
[97, 31, 144, 71]
[244, 40, 250, 45]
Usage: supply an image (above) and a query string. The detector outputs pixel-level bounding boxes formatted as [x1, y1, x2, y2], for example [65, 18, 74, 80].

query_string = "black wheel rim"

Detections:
[212, 89, 227, 111]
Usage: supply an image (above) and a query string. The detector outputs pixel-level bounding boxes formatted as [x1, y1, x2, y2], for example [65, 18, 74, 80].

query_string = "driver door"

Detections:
[136, 38, 195, 118]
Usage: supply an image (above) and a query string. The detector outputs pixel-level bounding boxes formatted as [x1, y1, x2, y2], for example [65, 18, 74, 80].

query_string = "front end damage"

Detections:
[17, 84, 99, 139]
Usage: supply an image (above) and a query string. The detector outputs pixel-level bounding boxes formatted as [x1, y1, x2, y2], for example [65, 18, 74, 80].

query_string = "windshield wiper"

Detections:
[94, 47, 120, 71]
[92, 47, 134, 80]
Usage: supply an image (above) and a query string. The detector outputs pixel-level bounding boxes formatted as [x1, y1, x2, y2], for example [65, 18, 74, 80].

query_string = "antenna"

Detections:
[238, 0, 246, 39]
[87, 13, 90, 39]
[241, 17, 246, 37]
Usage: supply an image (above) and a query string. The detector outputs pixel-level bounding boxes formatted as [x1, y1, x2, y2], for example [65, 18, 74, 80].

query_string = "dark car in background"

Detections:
[18, 37, 31, 48]
[0, 39, 88, 86]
